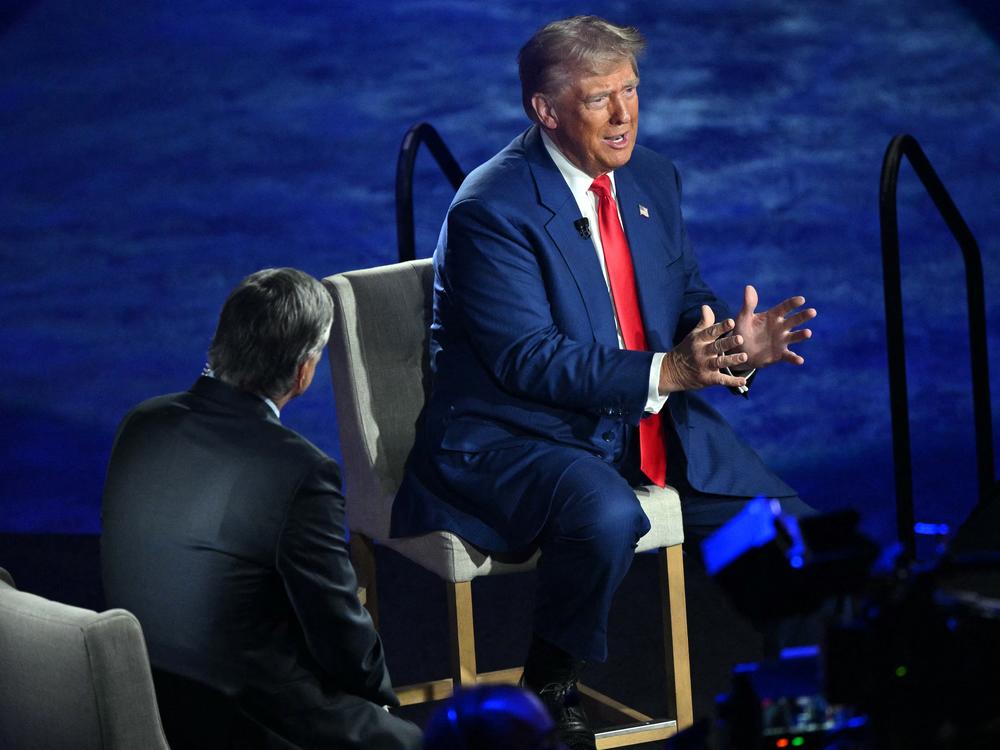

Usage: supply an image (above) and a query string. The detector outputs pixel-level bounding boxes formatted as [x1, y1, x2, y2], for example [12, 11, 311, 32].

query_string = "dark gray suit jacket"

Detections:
[102, 376, 418, 749]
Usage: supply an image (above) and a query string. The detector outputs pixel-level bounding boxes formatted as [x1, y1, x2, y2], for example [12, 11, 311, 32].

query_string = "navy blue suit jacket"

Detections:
[392, 126, 794, 551]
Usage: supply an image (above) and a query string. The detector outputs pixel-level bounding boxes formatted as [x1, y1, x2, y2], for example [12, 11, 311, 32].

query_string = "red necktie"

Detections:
[590, 174, 667, 487]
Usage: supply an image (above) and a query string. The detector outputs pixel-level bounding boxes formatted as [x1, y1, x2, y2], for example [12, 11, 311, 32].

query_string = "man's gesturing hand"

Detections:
[658, 306, 749, 393]
[734, 285, 816, 369]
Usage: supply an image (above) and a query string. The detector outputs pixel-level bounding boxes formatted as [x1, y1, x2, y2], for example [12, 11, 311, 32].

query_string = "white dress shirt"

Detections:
[202, 364, 281, 418]
[540, 131, 669, 414]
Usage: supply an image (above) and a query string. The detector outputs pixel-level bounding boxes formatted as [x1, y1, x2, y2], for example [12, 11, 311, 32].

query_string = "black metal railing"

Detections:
[395, 122, 466, 262]
[879, 133, 994, 559]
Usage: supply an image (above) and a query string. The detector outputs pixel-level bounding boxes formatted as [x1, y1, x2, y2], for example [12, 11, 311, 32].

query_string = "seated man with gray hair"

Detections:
[102, 268, 421, 750]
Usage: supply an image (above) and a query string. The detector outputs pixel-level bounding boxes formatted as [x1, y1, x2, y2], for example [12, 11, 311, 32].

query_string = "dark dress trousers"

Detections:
[102, 376, 421, 750]
[392, 126, 801, 661]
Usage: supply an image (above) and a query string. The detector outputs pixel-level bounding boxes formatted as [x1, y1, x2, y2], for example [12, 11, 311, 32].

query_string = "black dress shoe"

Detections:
[530, 678, 596, 750]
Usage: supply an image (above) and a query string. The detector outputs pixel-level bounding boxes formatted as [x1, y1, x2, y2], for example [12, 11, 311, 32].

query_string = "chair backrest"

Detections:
[0, 574, 170, 750]
[325, 258, 434, 539]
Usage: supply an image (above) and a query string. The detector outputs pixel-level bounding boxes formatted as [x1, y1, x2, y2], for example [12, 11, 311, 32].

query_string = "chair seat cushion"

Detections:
[375, 484, 684, 583]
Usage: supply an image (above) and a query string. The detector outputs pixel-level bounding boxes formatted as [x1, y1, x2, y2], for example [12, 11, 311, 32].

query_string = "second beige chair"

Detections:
[0, 568, 169, 750]
[325, 258, 693, 747]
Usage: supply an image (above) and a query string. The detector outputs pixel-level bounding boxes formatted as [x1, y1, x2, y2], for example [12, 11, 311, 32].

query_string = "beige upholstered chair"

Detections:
[0, 568, 170, 750]
[325, 259, 693, 746]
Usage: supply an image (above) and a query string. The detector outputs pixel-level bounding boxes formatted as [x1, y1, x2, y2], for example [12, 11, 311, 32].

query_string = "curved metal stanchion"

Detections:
[879, 134, 994, 558]
[395, 122, 466, 262]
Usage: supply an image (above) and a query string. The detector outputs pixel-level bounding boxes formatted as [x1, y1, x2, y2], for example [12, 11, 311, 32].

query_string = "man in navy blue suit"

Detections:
[393, 16, 816, 748]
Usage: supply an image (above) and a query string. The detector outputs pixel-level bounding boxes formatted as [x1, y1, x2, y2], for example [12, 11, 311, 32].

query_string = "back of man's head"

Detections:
[208, 268, 332, 400]
[518, 15, 646, 122]
[423, 684, 558, 750]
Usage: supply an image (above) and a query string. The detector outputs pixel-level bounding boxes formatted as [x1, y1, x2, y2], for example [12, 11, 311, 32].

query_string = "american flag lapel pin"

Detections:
[638, 204, 649, 218]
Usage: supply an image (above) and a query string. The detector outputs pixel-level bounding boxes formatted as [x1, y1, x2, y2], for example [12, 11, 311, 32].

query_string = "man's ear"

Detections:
[293, 355, 317, 396]
[531, 93, 559, 130]
[295, 360, 310, 393]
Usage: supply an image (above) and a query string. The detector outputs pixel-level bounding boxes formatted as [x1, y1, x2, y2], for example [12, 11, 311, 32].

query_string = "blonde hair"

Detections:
[518, 15, 646, 122]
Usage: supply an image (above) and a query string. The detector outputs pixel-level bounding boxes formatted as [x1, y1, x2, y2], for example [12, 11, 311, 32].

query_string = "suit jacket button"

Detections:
[602, 431, 614, 442]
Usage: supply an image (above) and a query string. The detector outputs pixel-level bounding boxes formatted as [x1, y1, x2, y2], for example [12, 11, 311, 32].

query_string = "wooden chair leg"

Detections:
[446, 580, 477, 688]
[350, 533, 379, 629]
[659, 545, 693, 731]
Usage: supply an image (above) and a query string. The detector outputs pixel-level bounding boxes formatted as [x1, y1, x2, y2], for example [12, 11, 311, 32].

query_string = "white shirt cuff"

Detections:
[645, 352, 669, 413]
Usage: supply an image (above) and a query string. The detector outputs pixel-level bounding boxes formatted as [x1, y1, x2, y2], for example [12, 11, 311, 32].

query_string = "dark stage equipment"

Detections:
[681, 497, 1000, 750]
[701, 498, 878, 622]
